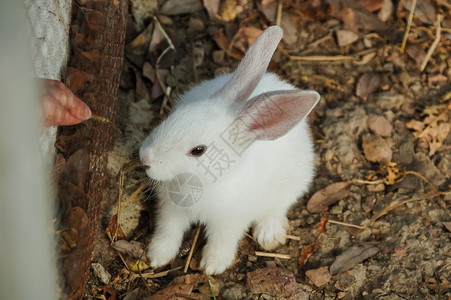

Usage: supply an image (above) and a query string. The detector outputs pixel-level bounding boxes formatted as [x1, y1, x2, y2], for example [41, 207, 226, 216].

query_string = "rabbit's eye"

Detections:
[189, 145, 207, 157]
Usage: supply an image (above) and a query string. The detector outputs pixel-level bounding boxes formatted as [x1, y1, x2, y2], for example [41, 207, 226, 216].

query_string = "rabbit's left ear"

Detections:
[214, 26, 283, 103]
[233, 90, 320, 140]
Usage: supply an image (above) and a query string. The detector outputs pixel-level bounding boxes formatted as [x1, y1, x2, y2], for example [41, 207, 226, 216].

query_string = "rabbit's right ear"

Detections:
[214, 26, 283, 103]
[233, 90, 320, 140]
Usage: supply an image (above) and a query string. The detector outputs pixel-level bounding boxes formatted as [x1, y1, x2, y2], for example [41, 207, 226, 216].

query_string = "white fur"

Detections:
[139, 27, 319, 275]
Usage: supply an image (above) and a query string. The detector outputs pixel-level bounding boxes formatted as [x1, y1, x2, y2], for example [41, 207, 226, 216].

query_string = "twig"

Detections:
[184, 226, 201, 273]
[255, 251, 291, 260]
[405, 170, 437, 192]
[352, 179, 384, 185]
[371, 190, 451, 223]
[115, 159, 140, 241]
[286, 234, 300, 241]
[130, 266, 183, 280]
[153, 16, 175, 109]
[276, 0, 283, 27]
[328, 220, 367, 230]
[307, 32, 333, 49]
[287, 54, 356, 62]
[400, 0, 416, 53]
[420, 14, 443, 72]
[123, 182, 147, 208]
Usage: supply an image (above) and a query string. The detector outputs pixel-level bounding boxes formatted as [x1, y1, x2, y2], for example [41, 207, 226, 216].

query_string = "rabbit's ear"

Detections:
[234, 90, 320, 140]
[214, 26, 283, 103]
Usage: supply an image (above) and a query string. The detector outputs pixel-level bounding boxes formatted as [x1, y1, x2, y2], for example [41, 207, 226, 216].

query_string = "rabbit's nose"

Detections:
[140, 158, 151, 170]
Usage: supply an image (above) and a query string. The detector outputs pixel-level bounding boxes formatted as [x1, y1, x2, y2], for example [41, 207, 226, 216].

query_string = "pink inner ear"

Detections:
[243, 91, 320, 140]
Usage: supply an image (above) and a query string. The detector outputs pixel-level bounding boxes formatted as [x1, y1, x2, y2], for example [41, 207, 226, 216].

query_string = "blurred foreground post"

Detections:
[0, 1, 57, 299]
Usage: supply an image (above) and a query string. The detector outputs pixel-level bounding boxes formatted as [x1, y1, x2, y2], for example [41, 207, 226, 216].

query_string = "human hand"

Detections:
[41, 79, 92, 127]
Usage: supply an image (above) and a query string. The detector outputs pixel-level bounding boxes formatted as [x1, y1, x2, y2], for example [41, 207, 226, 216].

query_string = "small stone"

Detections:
[367, 114, 393, 137]
[336, 30, 360, 47]
[248, 255, 258, 262]
[91, 263, 111, 285]
[362, 135, 393, 163]
[367, 183, 385, 193]
[246, 268, 309, 300]
[305, 266, 331, 287]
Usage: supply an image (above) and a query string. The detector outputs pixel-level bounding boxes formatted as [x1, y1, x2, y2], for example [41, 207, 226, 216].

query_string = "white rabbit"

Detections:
[139, 26, 320, 275]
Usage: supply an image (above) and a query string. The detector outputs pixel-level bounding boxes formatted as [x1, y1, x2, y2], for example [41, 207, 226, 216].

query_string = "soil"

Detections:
[85, 1, 451, 299]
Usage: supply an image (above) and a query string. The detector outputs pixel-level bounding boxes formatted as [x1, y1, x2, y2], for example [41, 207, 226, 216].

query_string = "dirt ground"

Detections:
[86, 0, 451, 299]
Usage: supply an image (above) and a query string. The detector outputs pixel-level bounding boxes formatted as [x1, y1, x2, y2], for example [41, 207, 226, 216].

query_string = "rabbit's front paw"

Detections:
[253, 217, 288, 250]
[147, 239, 179, 267]
[200, 246, 236, 275]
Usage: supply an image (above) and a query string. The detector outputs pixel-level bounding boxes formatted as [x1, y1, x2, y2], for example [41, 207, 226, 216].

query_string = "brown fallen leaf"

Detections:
[211, 28, 243, 60]
[112, 240, 146, 259]
[405, 44, 427, 66]
[103, 285, 117, 300]
[305, 266, 331, 287]
[202, 0, 220, 18]
[218, 0, 240, 21]
[307, 182, 351, 213]
[318, 213, 329, 233]
[356, 72, 382, 98]
[330, 245, 379, 275]
[406, 103, 451, 156]
[135, 71, 149, 100]
[359, 0, 383, 12]
[160, 0, 202, 16]
[125, 23, 153, 67]
[106, 214, 126, 241]
[403, 0, 436, 25]
[298, 243, 315, 269]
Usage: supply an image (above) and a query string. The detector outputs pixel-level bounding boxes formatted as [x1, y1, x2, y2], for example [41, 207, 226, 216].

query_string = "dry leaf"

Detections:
[211, 28, 243, 60]
[378, 162, 405, 185]
[135, 71, 149, 100]
[359, 0, 383, 12]
[103, 285, 117, 300]
[130, 259, 150, 272]
[405, 45, 426, 66]
[142, 62, 156, 82]
[125, 23, 153, 59]
[356, 73, 381, 98]
[160, 0, 202, 15]
[219, 0, 239, 21]
[112, 240, 146, 259]
[106, 214, 126, 241]
[318, 213, 329, 233]
[202, 0, 220, 18]
[299, 243, 315, 268]
[406, 103, 451, 155]
[330, 245, 379, 275]
[307, 182, 351, 213]
[403, 0, 436, 25]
